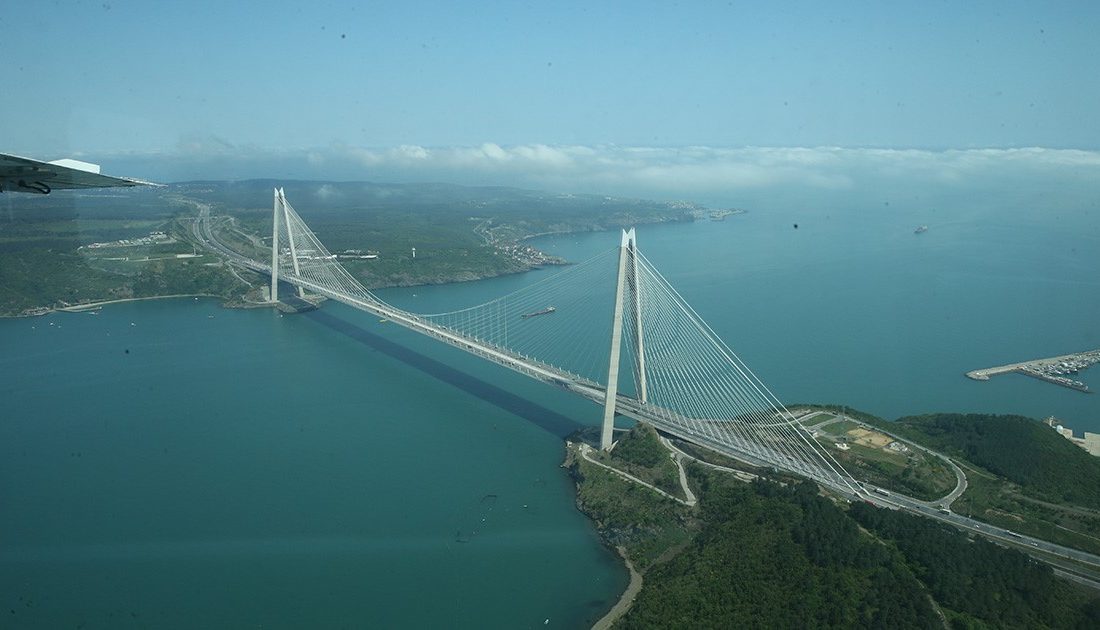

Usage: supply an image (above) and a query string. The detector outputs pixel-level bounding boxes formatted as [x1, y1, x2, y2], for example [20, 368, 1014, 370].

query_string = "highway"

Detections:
[804, 412, 1100, 584]
[868, 486, 1100, 586]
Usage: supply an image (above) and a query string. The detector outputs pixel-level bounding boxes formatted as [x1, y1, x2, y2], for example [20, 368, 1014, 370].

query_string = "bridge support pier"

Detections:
[601, 228, 643, 450]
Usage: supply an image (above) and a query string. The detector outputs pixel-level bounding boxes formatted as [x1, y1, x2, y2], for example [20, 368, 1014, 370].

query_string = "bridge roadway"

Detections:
[276, 271, 857, 492]
[191, 211, 1100, 583]
[286, 276, 1100, 583]
[188, 209, 850, 490]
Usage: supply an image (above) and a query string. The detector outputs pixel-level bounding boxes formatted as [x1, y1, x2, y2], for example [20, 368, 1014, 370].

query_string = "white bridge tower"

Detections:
[270, 187, 305, 301]
[600, 228, 647, 450]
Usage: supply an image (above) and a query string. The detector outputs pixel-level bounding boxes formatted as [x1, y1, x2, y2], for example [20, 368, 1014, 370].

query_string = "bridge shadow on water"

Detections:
[305, 309, 587, 439]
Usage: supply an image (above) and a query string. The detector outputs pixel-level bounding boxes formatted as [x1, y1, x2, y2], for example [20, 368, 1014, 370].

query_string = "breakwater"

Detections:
[967, 349, 1100, 393]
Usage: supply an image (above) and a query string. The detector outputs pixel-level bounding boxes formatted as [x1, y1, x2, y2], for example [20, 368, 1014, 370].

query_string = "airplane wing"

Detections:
[0, 152, 160, 194]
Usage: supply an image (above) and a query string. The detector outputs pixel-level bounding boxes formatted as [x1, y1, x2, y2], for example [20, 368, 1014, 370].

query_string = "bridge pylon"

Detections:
[601, 227, 646, 450]
[271, 187, 305, 300]
[244, 191, 856, 493]
[270, 188, 280, 302]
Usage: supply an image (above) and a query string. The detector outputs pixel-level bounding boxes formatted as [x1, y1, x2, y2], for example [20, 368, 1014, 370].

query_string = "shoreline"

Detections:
[2, 293, 275, 319]
[59, 294, 223, 312]
[562, 439, 651, 629]
[592, 546, 642, 630]
[3, 212, 711, 319]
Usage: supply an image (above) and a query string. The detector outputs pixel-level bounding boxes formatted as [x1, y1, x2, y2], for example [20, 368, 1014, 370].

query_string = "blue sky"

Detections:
[4, 1, 1099, 186]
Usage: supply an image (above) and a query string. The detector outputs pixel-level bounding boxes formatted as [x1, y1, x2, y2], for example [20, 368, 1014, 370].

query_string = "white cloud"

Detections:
[314, 184, 341, 200]
[102, 143, 1100, 199]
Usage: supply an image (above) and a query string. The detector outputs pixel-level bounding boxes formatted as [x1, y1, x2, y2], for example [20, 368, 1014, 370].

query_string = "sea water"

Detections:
[3, 172, 1099, 627]
[0, 299, 624, 628]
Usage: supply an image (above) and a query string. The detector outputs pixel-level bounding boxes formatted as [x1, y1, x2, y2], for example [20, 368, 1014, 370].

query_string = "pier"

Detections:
[967, 349, 1100, 393]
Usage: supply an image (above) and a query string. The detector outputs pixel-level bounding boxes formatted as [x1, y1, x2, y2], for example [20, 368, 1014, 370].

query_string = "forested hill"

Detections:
[576, 438, 1100, 629]
[895, 413, 1100, 509]
[619, 478, 940, 628]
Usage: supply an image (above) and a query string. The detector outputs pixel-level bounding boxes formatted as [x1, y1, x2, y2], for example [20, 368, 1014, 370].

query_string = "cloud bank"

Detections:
[103, 143, 1100, 202]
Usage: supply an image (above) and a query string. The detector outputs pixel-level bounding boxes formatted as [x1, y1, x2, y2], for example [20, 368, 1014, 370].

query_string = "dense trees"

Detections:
[612, 423, 668, 468]
[850, 502, 1100, 629]
[897, 413, 1100, 508]
[618, 474, 940, 629]
[574, 421, 1100, 628]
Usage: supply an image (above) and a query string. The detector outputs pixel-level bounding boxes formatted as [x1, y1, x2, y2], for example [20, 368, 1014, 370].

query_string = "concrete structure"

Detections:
[219, 190, 859, 494]
[191, 190, 1100, 582]
[601, 228, 643, 451]
[1046, 417, 1100, 457]
[967, 349, 1100, 393]
[270, 188, 280, 302]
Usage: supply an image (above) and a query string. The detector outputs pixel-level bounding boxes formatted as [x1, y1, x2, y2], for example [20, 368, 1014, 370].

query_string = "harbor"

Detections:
[966, 349, 1100, 393]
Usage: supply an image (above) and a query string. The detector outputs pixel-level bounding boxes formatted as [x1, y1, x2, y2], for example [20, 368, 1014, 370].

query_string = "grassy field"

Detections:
[818, 419, 857, 435]
[812, 421, 958, 501]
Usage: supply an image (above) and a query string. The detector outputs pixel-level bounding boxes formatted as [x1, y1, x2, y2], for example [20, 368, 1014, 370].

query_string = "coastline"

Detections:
[592, 546, 642, 630]
[2, 210, 716, 319]
[562, 441, 641, 629]
[2, 293, 276, 318]
[59, 294, 224, 312]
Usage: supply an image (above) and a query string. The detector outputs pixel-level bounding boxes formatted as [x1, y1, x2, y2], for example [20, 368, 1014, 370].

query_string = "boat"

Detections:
[521, 306, 556, 319]
[914, 225, 928, 234]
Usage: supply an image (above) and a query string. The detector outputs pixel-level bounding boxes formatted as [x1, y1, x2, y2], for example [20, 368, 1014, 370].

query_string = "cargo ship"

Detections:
[521, 306, 556, 319]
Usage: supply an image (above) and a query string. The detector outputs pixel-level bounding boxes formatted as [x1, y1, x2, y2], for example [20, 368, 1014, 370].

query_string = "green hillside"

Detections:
[897, 413, 1100, 509]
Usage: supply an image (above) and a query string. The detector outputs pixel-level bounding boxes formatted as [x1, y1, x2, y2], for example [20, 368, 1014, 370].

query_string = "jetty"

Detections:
[967, 349, 1100, 393]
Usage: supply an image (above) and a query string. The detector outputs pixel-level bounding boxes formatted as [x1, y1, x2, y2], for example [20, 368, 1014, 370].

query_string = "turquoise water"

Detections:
[378, 186, 1100, 432]
[3, 174, 1100, 627]
[0, 299, 624, 628]
[527, 181, 1100, 431]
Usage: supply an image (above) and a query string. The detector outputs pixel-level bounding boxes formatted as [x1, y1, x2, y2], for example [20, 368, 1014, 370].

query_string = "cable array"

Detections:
[275, 192, 385, 307]
[624, 250, 856, 491]
[271, 191, 854, 491]
[418, 249, 619, 384]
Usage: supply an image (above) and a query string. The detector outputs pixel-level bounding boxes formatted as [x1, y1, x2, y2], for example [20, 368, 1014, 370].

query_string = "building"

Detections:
[1045, 417, 1100, 457]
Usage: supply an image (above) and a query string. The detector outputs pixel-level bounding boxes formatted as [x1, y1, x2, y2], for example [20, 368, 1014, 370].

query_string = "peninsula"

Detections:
[573, 412, 1100, 628]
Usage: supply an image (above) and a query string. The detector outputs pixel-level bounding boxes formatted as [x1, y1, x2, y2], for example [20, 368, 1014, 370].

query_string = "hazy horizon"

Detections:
[6, 2, 1100, 185]
[31, 144, 1094, 209]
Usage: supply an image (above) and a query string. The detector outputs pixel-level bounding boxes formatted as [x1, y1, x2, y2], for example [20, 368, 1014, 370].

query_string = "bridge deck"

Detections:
[281, 268, 854, 494]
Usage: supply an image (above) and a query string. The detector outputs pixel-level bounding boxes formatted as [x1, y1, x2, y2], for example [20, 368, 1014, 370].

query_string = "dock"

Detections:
[967, 349, 1100, 393]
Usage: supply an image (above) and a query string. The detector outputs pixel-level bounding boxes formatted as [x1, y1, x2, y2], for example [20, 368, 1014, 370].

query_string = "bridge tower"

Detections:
[270, 188, 280, 302]
[601, 228, 647, 450]
[270, 188, 305, 300]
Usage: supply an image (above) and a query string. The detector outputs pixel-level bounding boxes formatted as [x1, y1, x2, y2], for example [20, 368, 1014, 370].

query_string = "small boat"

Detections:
[914, 225, 928, 234]
[521, 306, 556, 319]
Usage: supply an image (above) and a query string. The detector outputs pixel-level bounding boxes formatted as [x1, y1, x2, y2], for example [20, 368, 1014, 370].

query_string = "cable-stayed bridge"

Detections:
[187, 188, 1100, 581]
[226, 189, 857, 494]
